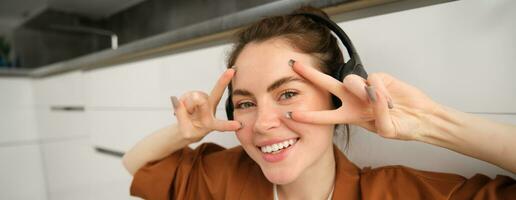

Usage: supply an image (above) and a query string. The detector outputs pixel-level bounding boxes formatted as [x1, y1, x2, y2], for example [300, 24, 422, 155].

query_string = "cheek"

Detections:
[283, 119, 334, 139]
[234, 115, 255, 144]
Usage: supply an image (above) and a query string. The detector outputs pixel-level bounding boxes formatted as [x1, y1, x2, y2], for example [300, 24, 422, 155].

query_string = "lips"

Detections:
[256, 137, 299, 163]
[259, 138, 298, 154]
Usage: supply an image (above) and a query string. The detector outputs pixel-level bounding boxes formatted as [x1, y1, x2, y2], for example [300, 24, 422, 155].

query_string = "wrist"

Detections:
[414, 102, 463, 146]
[164, 124, 192, 152]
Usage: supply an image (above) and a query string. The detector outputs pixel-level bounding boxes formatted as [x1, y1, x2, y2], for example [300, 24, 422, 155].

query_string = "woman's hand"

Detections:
[173, 69, 242, 142]
[123, 69, 242, 175]
[288, 61, 441, 141]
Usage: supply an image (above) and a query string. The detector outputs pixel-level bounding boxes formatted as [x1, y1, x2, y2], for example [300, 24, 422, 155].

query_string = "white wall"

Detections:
[337, 0, 516, 178]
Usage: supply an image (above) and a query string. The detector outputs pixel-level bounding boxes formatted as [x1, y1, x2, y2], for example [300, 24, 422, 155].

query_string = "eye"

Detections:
[235, 101, 255, 109]
[279, 90, 298, 101]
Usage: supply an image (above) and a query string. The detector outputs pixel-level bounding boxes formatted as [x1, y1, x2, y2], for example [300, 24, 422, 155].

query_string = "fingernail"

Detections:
[387, 99, 394, 109]
[285, 111, 292, 119]
[365, 86, 377, 103]
[237, 121, 244, 131]
[288, 59, 295, 67]
[171, 96, 179, 110]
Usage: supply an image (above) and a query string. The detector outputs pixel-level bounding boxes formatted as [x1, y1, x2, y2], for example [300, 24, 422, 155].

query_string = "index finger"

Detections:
[208, 68, 235, 114]
[289, 108, 352, 125]
[291, 60, 345, 99]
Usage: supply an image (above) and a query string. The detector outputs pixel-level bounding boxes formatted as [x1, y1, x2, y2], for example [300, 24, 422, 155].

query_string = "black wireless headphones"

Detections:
[225, 12, 368, 120]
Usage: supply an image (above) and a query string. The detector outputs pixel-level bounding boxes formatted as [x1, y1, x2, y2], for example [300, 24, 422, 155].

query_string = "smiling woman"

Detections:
[229, 39, 336, 188]
[122, 6, 515, 200]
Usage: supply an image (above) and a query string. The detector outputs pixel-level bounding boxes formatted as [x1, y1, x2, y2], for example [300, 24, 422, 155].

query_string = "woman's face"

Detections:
[232, 38, 335, 184]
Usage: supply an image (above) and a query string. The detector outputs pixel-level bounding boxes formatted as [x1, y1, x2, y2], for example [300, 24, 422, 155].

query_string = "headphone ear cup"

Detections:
[339, 60, 355, 81]
[339, 61, 368, 81]
[225, 96, 234, 120]
[353, 63, 368, 79]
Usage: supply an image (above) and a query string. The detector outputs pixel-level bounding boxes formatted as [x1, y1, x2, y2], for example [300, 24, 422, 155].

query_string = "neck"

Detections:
[277, 146, 336, 200]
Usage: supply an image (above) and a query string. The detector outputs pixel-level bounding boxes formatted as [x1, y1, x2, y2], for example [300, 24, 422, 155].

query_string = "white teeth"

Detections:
[259, 138, 298, 154]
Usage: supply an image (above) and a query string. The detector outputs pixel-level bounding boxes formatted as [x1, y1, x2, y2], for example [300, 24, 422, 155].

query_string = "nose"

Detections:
[253, 100, 282, 134]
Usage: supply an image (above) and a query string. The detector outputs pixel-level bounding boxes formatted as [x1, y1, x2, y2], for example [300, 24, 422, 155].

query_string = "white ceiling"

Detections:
[0, 0, 145, 37]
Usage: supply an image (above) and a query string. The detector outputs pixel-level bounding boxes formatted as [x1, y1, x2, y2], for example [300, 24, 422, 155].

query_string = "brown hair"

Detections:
[226, 6, 350, 149]
[227, 6, 344, 75]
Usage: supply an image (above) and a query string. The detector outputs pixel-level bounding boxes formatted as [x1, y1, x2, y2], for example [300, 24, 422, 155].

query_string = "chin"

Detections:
[261, 165, 300, 185]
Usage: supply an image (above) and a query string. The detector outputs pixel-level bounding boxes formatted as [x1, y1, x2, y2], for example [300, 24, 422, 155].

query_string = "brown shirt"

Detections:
[130, 143, 515, 200]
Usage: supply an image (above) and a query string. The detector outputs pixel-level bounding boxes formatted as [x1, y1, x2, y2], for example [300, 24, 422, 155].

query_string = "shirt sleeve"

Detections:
[450, 173, 516, 200]
[360, 165, 515, 200]
[129, 143, 228, 200]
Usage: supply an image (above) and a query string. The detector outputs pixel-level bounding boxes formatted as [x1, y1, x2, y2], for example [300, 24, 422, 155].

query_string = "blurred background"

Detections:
[1, 0, 515, 199]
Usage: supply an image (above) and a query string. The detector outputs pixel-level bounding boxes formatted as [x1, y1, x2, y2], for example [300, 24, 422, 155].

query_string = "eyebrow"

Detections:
[232, 76, 306, 97]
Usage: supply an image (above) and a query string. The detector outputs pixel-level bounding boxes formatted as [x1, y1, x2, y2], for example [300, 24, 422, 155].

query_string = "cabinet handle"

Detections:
[94, 146, 124, 158]
[50, 106, 85, 112]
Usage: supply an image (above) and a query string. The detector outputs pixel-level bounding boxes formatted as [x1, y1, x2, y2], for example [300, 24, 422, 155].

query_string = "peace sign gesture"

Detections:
[172, 69, 242, 142]
[288, 61, 440, 141]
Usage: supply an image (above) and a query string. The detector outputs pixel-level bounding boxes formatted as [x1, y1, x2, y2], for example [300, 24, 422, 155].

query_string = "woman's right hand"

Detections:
[172, 68, 242, 143]
[287, 61, 440, 141]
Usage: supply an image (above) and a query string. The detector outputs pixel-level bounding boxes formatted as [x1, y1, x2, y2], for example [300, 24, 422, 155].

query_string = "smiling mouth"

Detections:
[257, 138, 299, 154]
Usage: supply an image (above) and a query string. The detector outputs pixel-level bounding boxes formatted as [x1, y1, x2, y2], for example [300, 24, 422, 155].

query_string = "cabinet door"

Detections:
[88, 108, 173, 153]
[32, 71, 87, 139]
[41, 138, 136, 200]
[32, 71, 84, 107]
[0, 144, 47, 200]
[89, 107, 239, 153]
[83, 44, 230, 109]
[0, 78, 39, 143]
[35, 107, 88, 139]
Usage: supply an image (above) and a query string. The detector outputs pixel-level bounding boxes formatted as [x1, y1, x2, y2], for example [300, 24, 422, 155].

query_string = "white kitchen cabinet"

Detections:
[88, 108, 174, 153]
[0, 78, 39, 143]
[40, 138, 135, 200]
[0, 144, 47, 200]
[0, 78, 46, 199]
[0, 77, 34, 107]
[32, 71, 84, 107]
[83, 44, 230, 109]
[34, 107, 88, 139]
[0, 106, 39, 143]
[88, 107, 238, 153]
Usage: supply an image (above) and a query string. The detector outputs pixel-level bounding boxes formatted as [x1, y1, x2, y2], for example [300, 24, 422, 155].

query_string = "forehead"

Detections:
[232, 39, 317, 90]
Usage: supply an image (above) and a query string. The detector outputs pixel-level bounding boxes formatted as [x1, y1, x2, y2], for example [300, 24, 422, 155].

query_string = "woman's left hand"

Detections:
[288, 61, 442, 141]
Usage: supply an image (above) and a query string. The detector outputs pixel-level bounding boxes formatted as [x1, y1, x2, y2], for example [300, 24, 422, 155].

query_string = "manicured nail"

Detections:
[237, 121, 244, 130]
[285, 111, 292, 119]
[387, 99, 394, 109]
[365, 86, 377, 103]
[288, 59, 295, 67]
[171, 96, 179, 109]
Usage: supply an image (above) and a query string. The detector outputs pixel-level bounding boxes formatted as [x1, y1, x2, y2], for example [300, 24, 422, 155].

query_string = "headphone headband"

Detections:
[293, 13, 367, 81]
[225, 12, 368, 120]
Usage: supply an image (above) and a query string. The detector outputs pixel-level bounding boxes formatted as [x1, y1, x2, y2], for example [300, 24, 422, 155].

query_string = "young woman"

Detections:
[123, 7, 516, 200]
